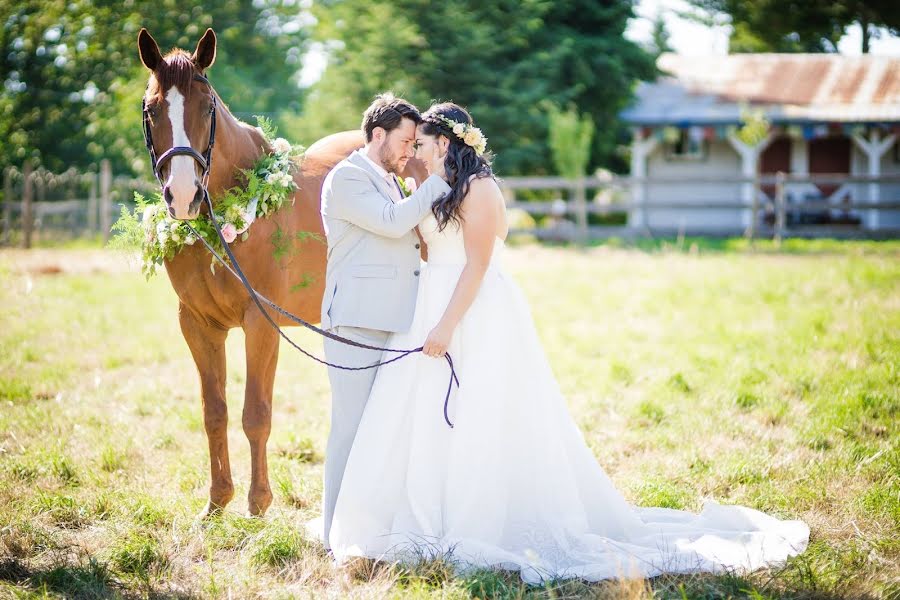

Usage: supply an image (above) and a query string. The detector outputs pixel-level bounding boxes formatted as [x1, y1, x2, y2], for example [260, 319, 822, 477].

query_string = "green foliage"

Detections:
[109, 128, 300, 277]
[546, 103, 595, 179]
[296, 0, 655, 174]
[0, 1, 309, 175]
[688, 0, 900, 53]
[736, 106, 770, 147]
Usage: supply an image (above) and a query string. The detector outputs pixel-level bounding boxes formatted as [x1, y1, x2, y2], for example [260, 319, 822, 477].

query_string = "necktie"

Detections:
[385, 174, 403, 203]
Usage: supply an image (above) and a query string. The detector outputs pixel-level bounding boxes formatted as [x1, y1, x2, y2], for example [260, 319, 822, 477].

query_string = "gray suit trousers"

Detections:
[321, 325, 390, 549]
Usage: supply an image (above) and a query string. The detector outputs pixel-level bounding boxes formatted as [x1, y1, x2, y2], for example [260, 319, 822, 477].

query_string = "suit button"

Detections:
[414, 269, 420, 276]
[415, 243, 420, 249]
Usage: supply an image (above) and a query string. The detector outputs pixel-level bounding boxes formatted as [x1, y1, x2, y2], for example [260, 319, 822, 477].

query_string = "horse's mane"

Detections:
[149, 51, 196, 101]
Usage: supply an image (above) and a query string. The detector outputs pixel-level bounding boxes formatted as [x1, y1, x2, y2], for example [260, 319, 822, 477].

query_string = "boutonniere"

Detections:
[396, 176, 417, 198]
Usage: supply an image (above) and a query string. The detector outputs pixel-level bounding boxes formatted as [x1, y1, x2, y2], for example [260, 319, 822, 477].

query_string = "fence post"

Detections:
[746, 172, 759, 243]
[2, 168, 11, 245]
[573, 178, 588, 246]
[100, 159, 112, 243]
[774, 171, 786, 247]
[22, 162, 33, 249]
[87, 167, 98, 234]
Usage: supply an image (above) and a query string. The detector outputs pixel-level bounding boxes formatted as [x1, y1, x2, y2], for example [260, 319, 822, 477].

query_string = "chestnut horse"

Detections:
[138, 28, 425, 517]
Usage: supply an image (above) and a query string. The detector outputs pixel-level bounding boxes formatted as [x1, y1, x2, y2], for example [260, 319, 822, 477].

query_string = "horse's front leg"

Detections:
[242, 307, 279, 516]
[179, 304, 234, 518]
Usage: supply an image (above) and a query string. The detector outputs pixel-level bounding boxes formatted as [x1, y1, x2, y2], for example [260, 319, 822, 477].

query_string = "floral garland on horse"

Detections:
[111, 118, 302, 278]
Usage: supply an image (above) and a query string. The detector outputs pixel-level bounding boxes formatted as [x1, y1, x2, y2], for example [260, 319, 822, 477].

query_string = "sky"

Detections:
[624, 0, 900, 56]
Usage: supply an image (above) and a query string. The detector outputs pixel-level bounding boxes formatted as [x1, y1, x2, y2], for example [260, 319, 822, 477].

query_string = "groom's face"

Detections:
[377, 117, 418, 174]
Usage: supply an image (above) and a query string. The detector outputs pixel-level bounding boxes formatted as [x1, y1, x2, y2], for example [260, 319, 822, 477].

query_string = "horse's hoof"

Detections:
[247, 491, 273, 517]
[197, 501, 226, 521]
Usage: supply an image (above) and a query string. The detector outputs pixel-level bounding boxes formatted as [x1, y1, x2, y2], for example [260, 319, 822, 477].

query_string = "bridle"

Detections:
[142, 73, 218, 193]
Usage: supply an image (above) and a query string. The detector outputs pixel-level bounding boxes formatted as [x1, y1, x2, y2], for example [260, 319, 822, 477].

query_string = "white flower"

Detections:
[142, 204, 159, 223]
[272, 137, 292, 154]
[156, 220, 169, 245]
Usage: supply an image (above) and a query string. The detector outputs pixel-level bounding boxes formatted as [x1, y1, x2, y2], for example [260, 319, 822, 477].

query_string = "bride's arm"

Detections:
[422, 178, 500, 358]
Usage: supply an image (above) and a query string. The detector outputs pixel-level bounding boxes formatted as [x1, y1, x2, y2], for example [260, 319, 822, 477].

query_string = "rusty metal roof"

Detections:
[621, 53, 900, 125]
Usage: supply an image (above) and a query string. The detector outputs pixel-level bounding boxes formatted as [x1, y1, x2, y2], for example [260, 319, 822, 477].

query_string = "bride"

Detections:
[325, 102, 809, 583]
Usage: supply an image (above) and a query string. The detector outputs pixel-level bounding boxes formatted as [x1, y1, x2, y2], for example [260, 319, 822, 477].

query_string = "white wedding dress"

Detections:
[326, 211, 809, 583]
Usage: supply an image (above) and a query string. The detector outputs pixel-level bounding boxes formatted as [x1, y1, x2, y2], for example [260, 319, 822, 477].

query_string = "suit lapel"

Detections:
[347, 151, 397, 202]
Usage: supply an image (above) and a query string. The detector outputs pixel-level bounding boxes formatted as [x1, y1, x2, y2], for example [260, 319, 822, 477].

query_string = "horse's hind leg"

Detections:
[242, 309, 279, 516]
[179, 305, 234, 518]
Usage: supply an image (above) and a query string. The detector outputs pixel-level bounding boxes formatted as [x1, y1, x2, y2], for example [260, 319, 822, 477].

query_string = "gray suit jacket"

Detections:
[320, 150, 451, 332]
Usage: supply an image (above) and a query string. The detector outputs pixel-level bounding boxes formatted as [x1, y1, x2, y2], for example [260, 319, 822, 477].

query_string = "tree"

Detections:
[0, 1, 309, 175]
[293, 0, 655, 175]
[650, 13, 673, 57]
[546, 104, 595, 180]
[687, 0, 900, 53]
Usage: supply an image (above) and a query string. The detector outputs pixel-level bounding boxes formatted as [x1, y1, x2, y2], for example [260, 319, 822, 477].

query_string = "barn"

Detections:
[620, 53, 900, 235]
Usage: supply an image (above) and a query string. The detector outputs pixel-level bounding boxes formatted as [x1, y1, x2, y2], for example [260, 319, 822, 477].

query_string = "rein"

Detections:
[143, 76, 458, 428]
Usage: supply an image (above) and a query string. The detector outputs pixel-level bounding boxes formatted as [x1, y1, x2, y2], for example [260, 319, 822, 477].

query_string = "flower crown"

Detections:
[430, 114, 487, 156]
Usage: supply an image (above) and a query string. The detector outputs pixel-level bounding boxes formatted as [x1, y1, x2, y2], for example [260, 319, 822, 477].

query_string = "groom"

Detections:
[319, 93, 450, 549]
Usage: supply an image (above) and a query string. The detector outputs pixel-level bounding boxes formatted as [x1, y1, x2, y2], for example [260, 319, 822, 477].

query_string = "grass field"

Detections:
[1, 239, 898, 599]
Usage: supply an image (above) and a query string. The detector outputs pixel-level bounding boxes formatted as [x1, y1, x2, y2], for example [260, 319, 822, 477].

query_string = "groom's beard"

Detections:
[377, 146, 406, 175]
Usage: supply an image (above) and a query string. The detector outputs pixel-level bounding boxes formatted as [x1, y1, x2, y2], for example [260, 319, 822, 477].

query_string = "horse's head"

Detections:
[138, 28, 218, 220]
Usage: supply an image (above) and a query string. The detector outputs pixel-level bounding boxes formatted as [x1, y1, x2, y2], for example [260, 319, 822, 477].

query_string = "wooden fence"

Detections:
[499, 172, 900, 243]
[1, 161, 157, 247]
[2, 164, 900, 247]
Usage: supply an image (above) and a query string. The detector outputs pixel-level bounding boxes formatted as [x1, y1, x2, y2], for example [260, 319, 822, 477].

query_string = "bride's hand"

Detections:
[429, 146, 447, 181]
[423, 322, 453, 357]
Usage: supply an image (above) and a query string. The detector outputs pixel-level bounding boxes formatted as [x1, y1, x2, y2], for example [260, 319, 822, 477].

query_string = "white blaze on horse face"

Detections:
[165, 87, 200, 218]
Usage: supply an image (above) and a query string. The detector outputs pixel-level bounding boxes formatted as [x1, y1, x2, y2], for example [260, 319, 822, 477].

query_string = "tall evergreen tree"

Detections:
[295, 0, 655, 175]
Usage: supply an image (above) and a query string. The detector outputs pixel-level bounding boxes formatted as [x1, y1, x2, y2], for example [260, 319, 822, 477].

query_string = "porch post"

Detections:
[727, 132, 774, 231]
[629, 129, 658, 229]
[851, 128, 896, 230]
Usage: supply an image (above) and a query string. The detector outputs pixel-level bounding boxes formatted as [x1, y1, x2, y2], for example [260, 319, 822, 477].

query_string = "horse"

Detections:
[137, 28, 426, 518]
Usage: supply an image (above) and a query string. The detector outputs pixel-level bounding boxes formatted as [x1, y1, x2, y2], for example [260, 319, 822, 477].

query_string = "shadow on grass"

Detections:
[0, 557, 197, 600]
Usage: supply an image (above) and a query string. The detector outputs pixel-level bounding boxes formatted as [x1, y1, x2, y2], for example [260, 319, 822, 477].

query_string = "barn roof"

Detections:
[621, 53, 900, 126]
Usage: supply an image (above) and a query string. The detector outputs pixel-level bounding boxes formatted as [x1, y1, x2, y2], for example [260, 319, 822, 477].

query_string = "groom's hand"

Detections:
[423, 322, 452, 357]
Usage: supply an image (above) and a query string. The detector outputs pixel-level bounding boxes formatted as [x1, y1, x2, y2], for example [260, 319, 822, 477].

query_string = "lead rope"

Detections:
[186, 192, 458, 428]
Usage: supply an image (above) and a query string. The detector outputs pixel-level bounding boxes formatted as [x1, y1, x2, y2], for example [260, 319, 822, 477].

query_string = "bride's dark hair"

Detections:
[420, 102, 494, 231]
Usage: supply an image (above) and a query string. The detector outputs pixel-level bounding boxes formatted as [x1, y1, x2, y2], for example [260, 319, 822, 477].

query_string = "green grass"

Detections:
[0, 240, 898, 598]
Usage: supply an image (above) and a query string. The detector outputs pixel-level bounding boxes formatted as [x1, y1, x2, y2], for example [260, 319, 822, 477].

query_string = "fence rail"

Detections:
[498, 172, 900, 243]
[1, 160, 157, 247]
[3, 164, 900, 247]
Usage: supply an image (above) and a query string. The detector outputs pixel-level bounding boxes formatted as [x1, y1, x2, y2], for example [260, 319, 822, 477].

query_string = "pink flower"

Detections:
[221, 223, 237, 244]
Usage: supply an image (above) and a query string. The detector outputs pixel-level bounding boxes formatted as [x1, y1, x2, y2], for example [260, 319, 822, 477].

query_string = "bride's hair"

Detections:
[420, 102, 494, 231]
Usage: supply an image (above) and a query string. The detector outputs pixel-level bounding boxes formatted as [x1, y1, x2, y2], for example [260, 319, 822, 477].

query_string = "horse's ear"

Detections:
[192, 28, 217, 72]
[138, 28, 162, 72]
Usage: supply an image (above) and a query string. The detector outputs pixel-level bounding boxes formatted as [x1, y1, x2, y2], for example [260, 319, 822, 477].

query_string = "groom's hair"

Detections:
[362, 93, 422, 142]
